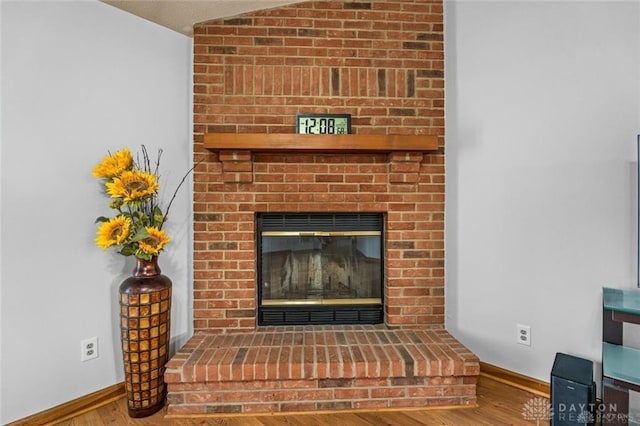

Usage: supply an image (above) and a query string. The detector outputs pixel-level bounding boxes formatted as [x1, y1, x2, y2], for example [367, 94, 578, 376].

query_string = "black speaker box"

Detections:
[551, 352, 596, 425]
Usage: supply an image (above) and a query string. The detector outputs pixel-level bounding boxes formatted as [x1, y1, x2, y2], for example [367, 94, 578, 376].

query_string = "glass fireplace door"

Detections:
[260, 232, 382, 305]
[257, 213, 384, 325]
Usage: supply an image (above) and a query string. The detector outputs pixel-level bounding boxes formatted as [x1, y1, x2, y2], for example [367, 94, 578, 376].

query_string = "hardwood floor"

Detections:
[57, 376, 545, 425]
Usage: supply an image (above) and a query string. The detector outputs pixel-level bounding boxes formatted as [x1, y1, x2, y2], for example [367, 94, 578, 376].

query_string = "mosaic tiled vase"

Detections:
[119, 256, 172, 418]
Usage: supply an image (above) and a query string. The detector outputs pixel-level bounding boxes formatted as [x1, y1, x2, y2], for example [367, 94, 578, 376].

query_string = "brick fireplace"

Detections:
[165, 0, 479, 416]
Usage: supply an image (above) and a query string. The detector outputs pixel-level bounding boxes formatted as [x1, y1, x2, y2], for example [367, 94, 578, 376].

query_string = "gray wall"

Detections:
[1, 1, 192, 422]
[445, 0, 640, 384]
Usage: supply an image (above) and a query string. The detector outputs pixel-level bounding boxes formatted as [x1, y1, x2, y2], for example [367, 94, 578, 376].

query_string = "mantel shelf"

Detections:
[204, 133, 439, 153]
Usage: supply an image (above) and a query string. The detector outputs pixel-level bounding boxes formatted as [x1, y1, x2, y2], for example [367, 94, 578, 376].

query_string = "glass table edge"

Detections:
[602, 342, 640, 387]
[603, 287, 640, 315]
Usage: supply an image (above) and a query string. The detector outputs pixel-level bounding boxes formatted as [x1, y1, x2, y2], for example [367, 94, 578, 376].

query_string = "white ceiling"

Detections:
[101, 0, 304, 36]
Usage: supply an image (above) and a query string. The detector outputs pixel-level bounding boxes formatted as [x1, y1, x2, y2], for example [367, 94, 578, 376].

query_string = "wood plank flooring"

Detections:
[57, 376, 544, 425]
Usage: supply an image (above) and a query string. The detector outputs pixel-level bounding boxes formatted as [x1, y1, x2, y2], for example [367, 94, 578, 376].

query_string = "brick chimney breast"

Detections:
[193, 0, 444, 333]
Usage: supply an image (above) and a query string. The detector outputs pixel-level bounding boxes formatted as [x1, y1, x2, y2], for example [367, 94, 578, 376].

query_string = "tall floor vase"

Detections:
[119, 256, 172, 418]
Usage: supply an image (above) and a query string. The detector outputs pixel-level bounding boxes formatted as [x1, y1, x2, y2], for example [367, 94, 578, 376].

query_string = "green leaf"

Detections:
[94, 216, 110, 223]
[130, 227, 150, 242]
[153, 206, 165, 226]
[120, 246, 136, 256]
[136, 251, 152, 261]
[109, 200, 123, 209]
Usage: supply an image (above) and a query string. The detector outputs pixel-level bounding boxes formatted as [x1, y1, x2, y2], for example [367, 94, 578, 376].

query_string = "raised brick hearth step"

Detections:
[164, 325, 479, 416]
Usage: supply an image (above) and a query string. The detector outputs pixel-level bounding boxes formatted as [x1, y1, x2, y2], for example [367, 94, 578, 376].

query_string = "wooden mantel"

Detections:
[204, 133, 439, 153]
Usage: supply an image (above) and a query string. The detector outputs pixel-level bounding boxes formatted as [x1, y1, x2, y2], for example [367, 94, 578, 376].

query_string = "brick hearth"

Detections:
[165, 326, 479, 415]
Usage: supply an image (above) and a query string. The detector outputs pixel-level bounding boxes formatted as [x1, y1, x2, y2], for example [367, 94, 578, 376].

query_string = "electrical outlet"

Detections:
[517, 324, 531, 346]
[81, 337, 99, 361]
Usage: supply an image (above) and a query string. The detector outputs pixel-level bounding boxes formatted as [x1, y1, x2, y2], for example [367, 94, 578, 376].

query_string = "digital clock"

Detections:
[296, 113, 351, 135]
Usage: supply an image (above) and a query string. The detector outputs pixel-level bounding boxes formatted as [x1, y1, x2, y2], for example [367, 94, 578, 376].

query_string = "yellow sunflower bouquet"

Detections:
[92, 146, 189, 260]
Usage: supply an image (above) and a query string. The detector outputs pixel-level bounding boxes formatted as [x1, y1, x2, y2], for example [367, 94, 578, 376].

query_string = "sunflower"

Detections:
[137, 227, 170, 256]
[92, 148, 133, 178]
[93, 146, 192, 258]
[95, 216, 132, 249]
[105, 170, 159, 202]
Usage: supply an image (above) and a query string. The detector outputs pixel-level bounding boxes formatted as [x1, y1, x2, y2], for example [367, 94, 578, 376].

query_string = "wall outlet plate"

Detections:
[81, 337, 99, 361]
[517, 324, 531, 346]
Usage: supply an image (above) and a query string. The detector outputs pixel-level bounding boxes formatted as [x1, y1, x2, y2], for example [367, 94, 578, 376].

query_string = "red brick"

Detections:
[353, 399, 389, 409]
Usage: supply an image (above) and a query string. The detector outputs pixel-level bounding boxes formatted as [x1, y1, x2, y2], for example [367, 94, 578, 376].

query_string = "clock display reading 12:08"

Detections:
[296, 113, 351, 135]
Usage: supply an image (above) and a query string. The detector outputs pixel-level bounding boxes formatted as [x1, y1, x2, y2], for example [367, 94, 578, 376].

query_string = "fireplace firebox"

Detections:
[257, 213, 384, 326]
